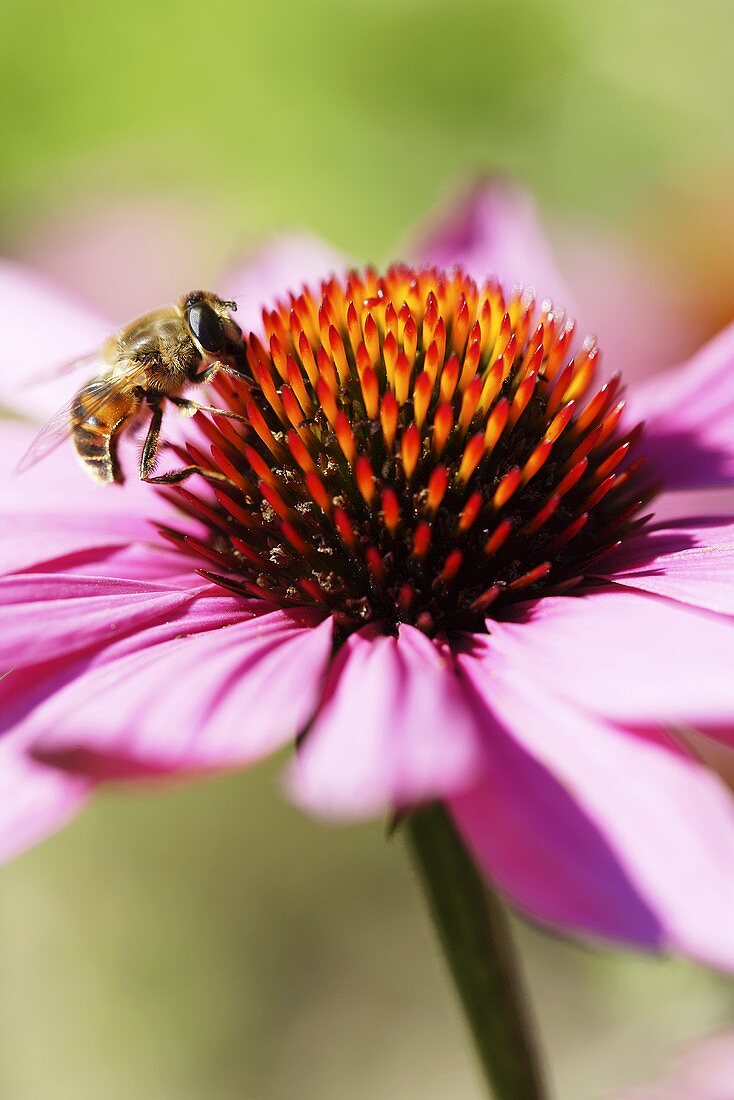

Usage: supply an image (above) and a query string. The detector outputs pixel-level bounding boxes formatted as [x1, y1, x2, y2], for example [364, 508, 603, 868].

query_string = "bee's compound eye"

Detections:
[187, 302, 225, 354]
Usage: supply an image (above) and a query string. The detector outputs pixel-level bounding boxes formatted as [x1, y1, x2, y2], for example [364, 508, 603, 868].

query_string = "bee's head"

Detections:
[183, 291, 241, 359]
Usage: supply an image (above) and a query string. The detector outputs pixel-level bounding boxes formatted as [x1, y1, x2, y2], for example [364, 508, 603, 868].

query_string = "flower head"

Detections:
[164, 265, 648, 635]
[2, 182, 734, 973]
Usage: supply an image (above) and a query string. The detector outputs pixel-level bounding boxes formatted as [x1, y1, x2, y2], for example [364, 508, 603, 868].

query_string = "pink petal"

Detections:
[0, 513, 147, 577]
[450, 641, 734, 970]
[601, 516, 734, 616]
[29, 611, 333, 778]
[221, 233, 349, 334]
[0, 421, 182, 575]
[1, 416, 171, 515]
[0, 588, 258, 739]
[631, 321, 734, 489]
[557, 225, 705, 384]
[0, 729, 90, 864]
[488, 585, 734, 728]
[0, 573, 210, 668]
[287, 625, 485, 818]
[410, 180, 709, 389]
[0, 261, 113, 420]
[410, 179, 574, 308]
[21, 542, 200, 585]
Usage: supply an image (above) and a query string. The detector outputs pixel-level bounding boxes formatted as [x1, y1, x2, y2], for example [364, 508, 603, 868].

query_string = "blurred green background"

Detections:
[3, 2, 734, 1097]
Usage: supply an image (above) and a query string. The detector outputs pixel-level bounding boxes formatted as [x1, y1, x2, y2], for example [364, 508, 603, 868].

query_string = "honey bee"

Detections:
[18, 291, 248, 485]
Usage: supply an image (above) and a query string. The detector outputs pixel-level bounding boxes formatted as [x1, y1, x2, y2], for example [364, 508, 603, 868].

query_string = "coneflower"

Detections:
[2, 183, 734, 1100]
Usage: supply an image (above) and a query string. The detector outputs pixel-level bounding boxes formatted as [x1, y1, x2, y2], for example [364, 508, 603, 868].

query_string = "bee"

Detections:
[18, 291, 248, 485]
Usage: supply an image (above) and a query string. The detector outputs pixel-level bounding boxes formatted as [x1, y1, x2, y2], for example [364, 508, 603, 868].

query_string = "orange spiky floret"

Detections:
[158, 265, 651, 633]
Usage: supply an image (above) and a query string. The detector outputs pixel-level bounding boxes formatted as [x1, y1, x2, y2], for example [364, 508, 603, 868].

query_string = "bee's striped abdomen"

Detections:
[71, 384, 139, 484]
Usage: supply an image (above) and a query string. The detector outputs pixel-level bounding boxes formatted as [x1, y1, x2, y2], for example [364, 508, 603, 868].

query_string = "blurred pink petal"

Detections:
[30, 611, 332, 779]
[221, 231, 349, 333]
[631, 320, 734, 489]
[601, 516, 734, 615]
[451, 643, 734, 969]
[0, 421, 187, 575]
[288, 625, 485, 817]
[555, 224, 704, 383]
[411, 179, 708, 385]
[0, 730, 90, 865]
[411, 178, 574, 309]
[488, 587, 734, 728]
[0, 261, 112, 420]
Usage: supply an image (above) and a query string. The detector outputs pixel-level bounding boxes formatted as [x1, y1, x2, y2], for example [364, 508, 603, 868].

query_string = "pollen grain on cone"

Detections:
[158, 266, 651, 633]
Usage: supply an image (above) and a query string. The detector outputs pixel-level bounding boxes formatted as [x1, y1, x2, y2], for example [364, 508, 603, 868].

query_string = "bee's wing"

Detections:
[15, 379, 115, 474]
[21, 349, 104, 389]
[15, 361, 150, 474]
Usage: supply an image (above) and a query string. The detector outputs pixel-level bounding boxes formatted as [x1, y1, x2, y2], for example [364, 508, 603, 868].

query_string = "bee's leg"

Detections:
[189, 360, 224, 384]
[190, 360, 248, 383]
[140, 402, 231, 486]
[143, 464, 231, 486]
[190, 365, 218, 384]
[139, 403, 164, 481]
[217, 362, 249, 379]
[168, 394, 248, 423]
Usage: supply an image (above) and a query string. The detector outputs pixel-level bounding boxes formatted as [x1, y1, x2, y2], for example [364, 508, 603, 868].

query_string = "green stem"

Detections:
[406, 803, 547, 1100]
